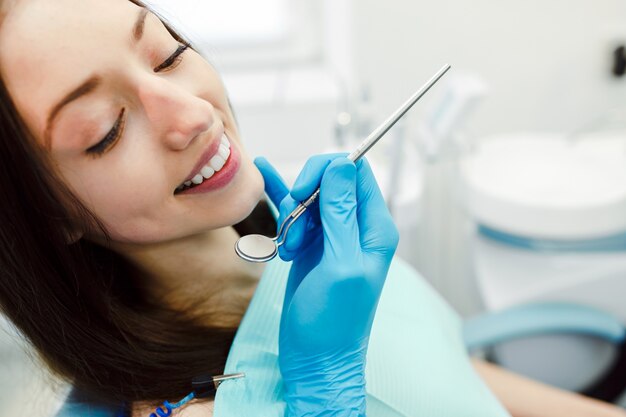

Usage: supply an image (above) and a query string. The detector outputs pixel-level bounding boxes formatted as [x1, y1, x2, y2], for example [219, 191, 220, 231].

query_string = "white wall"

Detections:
[352, 0, 626, 136]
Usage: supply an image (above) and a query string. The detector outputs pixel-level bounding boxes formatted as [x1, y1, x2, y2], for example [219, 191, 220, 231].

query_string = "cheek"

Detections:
[61, 155, 171, 235]
[97, 173, 164, 217]
[230, 159, 266, 213]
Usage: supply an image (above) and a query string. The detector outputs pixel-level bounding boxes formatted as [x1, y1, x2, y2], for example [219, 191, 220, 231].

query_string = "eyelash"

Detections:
[86, 108, 126, 157]
[153, 44, 189, 73]
[85, 44, 189, 157]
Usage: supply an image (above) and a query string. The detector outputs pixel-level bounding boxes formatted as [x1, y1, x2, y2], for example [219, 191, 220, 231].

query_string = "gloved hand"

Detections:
[254, 153, 400, 417]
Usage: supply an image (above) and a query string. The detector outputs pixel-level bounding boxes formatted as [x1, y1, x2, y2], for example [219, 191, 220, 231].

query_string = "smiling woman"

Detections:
[0, 0, 276, 413]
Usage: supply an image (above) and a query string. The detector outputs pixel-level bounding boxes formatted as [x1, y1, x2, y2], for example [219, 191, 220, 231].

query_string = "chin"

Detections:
[228, 163, 266, 225]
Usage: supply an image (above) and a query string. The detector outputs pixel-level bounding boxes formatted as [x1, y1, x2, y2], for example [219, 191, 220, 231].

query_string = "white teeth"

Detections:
[200, 165, 215, 179]
[218, 144, 229, 160]
[209, 154, 226, 171]
[178, 135, 232, 192]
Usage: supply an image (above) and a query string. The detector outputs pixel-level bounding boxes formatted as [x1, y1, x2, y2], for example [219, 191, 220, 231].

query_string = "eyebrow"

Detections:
[133, 8, 149, 42]
[43, 8, 149, 149]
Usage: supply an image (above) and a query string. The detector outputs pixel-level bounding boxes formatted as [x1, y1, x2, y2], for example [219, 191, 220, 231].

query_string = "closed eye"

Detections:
[154, 44, 188, 72]
[85, 108, 126, 157]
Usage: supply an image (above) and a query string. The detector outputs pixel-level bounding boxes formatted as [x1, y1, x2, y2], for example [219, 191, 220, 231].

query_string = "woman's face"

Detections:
[0, 0, 265, 244]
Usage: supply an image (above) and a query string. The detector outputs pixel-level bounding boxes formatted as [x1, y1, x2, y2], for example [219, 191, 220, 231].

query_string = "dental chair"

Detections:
[463, 302, 626, 403]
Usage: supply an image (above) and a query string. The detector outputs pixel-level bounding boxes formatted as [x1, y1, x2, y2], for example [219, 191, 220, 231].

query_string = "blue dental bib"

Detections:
[214, 255, 510, 417]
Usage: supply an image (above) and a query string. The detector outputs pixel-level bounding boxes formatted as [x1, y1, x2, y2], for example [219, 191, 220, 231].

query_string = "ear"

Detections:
[64, 228, 84, 245]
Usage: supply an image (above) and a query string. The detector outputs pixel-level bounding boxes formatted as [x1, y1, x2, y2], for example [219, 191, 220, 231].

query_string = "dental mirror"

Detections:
[234, 233, 279, 262]
[235, 64, 452, 263]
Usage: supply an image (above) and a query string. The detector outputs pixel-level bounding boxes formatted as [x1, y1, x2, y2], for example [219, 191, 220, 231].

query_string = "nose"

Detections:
[138, 77, 214, 149]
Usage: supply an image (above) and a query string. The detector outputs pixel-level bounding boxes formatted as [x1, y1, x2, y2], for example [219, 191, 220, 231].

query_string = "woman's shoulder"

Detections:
[131, 400, 214, 417]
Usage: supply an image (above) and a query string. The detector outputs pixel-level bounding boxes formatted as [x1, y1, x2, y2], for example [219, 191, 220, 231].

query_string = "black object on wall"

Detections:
[612, 45, 626, 77]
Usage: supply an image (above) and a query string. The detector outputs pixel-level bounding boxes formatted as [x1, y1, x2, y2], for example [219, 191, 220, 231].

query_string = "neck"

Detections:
[109, 226, 266, 326]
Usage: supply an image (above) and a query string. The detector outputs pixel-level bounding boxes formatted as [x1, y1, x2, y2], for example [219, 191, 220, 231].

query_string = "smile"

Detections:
[174, 133, 240, 195]
[176, 134, 231, 192]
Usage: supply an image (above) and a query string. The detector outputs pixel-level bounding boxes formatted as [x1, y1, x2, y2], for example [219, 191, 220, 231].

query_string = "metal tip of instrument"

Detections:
[213, 372, 246, 388]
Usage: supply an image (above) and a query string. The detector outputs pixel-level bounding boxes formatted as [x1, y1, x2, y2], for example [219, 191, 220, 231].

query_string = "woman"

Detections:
[0, 0, 624, 416]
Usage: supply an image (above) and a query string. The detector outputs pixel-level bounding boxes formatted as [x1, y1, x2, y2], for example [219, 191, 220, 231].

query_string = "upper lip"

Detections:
[180, 129, 225, 186]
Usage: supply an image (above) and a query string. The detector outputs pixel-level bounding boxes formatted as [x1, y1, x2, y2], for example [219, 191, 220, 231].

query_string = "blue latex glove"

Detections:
[254, 153, 399, 417]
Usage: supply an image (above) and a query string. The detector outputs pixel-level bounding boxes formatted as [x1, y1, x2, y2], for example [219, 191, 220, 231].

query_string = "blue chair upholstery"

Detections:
[463, 302, 626, 352]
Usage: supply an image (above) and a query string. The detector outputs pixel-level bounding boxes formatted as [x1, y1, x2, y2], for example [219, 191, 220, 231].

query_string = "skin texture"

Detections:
[0, 1, 624, 417]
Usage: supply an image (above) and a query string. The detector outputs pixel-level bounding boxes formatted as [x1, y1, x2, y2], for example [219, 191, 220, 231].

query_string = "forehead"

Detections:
[0, 0, 140, 140]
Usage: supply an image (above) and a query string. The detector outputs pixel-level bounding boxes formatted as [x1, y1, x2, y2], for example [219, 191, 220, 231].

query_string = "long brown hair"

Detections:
[0, 0, 276, 408]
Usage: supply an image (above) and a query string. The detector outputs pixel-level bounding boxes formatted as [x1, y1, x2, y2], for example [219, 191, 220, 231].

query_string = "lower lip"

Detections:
[177, 141, 241, 195]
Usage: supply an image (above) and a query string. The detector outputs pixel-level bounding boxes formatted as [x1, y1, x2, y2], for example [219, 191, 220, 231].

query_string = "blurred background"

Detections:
[3, 0, 626, 414]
